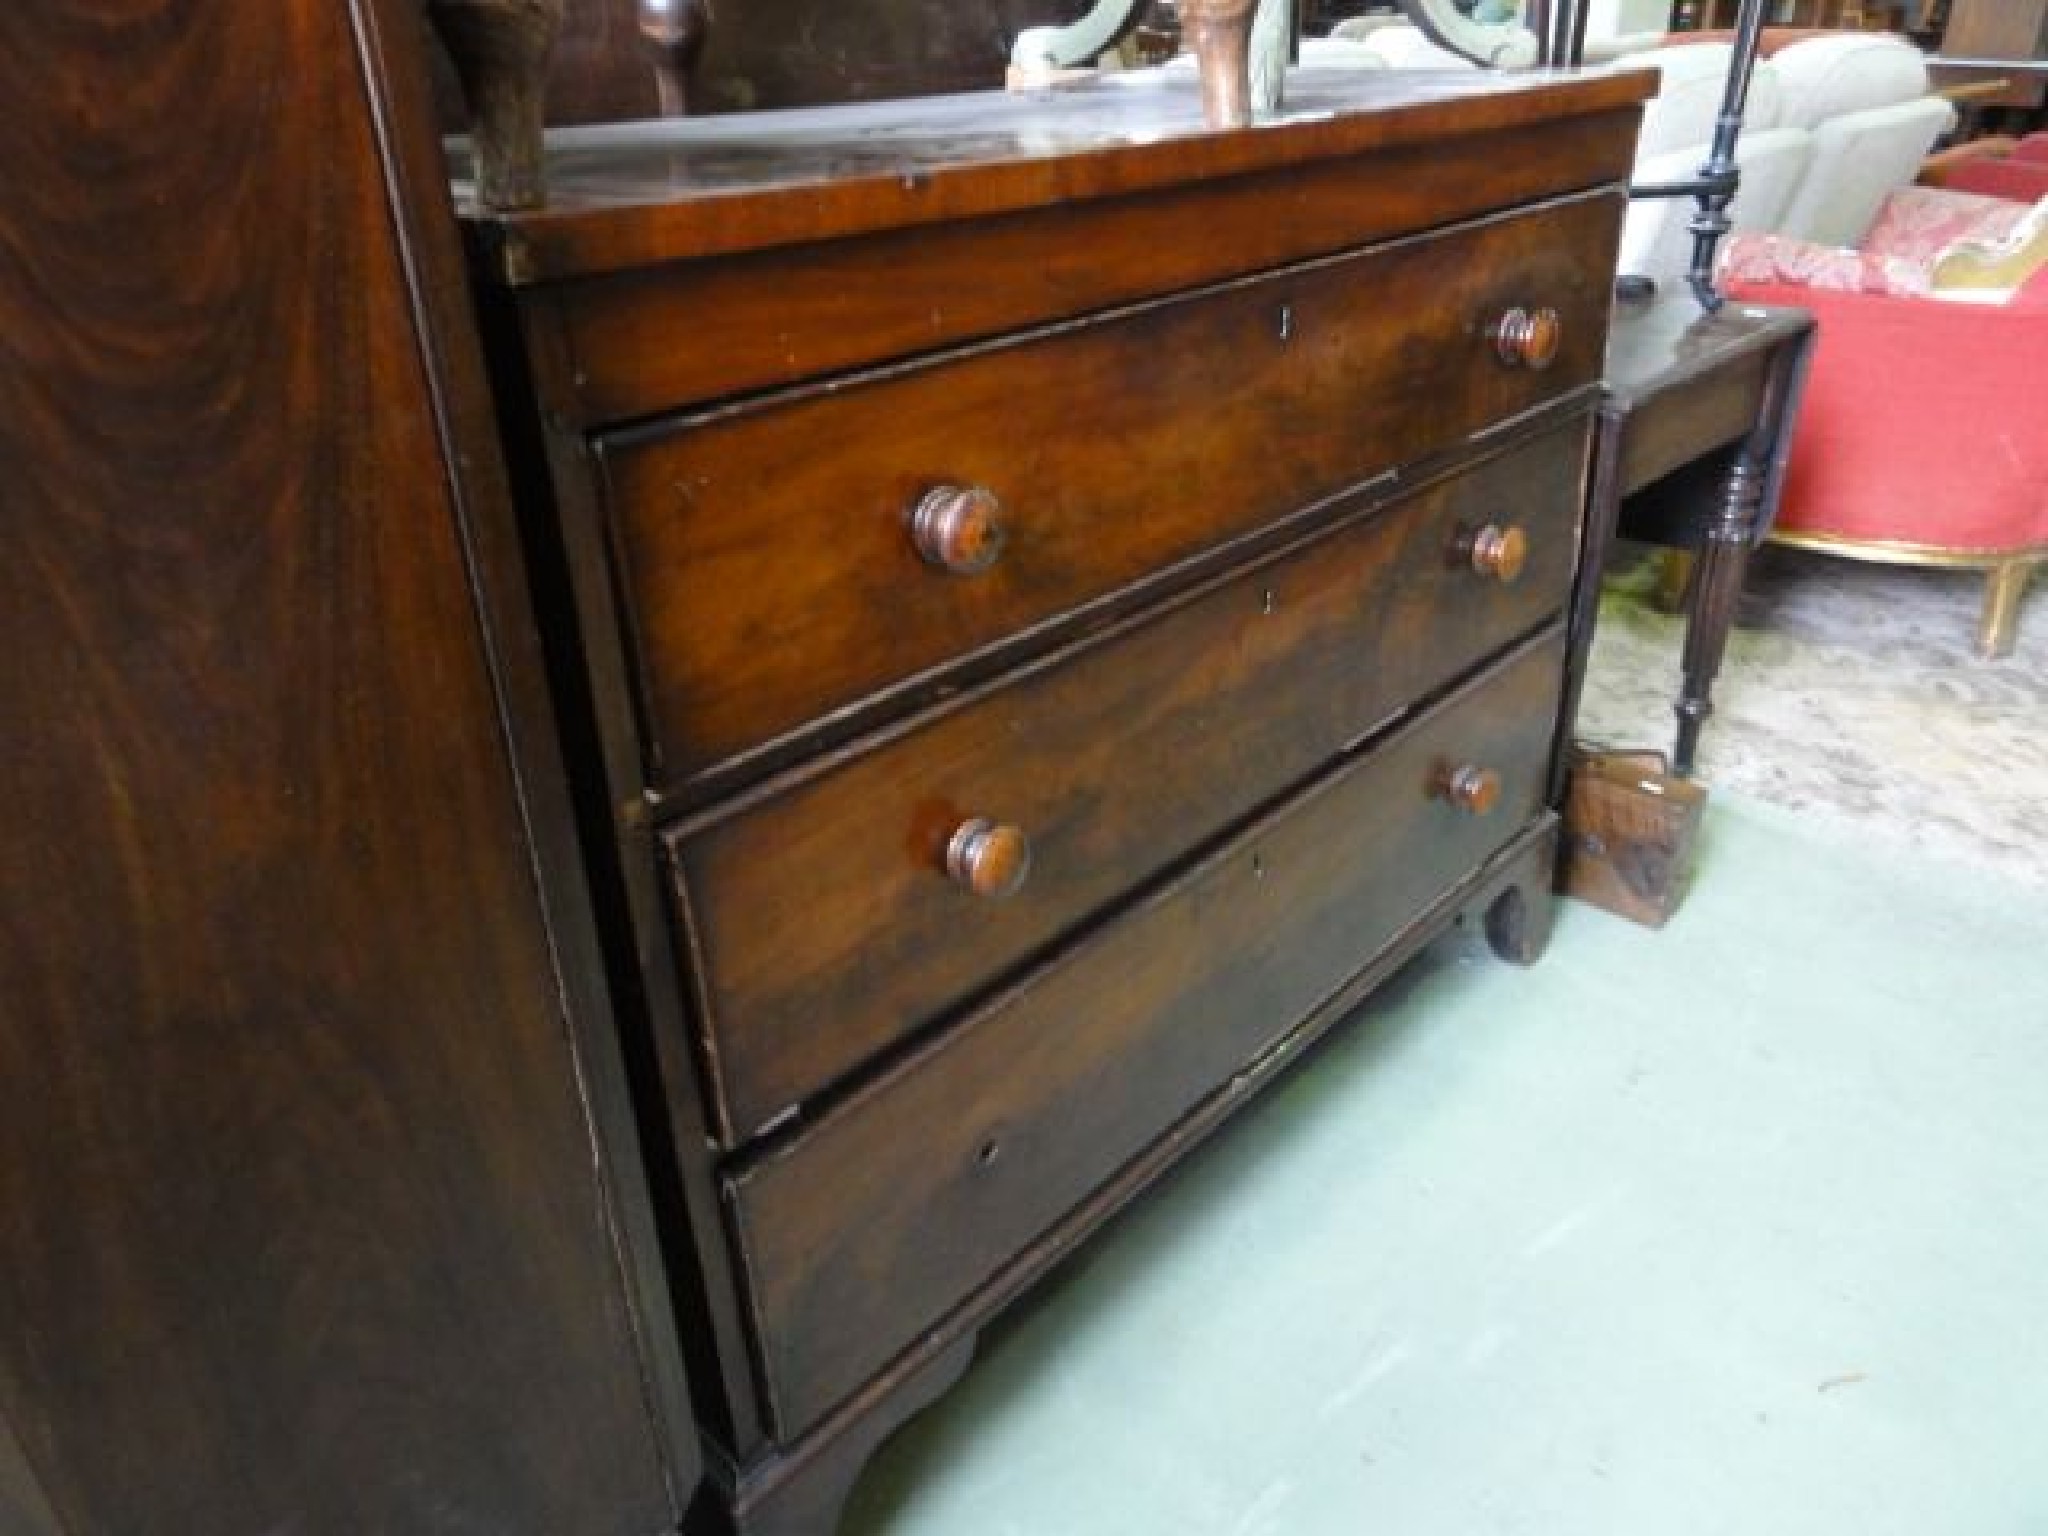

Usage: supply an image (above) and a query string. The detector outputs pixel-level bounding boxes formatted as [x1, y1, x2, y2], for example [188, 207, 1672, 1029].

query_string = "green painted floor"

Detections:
[843, 793, 2048, 1535]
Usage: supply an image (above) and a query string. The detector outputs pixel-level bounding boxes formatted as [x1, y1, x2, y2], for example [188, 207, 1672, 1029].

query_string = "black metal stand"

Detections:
[1534, 0, 1773, 310]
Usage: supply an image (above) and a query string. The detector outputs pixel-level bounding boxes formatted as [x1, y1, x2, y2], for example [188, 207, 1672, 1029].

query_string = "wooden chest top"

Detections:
[459, 65, 1652, 284]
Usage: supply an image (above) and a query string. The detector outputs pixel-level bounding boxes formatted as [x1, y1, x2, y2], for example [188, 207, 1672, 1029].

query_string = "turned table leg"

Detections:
[1673, 446, 1762, 777]
[424, 0, 563, 210]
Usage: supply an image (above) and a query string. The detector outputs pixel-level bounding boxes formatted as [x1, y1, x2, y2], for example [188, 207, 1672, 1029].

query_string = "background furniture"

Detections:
[1592, 295, 1817, 772]
[1724, 188, 2048, 656]
[431, 0, 1100, 129]
[1770, 30, 1958, 242]
[1613, 39, 1810, 283]
[1934, 0, 2048, 108]
[1922, 129, 2048, 200]
[1614, 32, 1954, 284]
[0, 0, 698, 1530]
[460, 64, 1648, 1534]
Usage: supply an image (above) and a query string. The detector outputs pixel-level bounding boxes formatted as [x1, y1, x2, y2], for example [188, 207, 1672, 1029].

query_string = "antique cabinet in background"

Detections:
[1938, 0, 2048, 107]
[0, 1, 695, 1531]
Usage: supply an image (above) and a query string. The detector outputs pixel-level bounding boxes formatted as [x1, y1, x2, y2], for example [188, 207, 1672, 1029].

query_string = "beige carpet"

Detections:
[1577, 542, 2048, 890]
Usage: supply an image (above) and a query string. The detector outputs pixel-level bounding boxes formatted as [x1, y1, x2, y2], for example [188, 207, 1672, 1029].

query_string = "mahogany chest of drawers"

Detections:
[460, 65, 1647, 1536]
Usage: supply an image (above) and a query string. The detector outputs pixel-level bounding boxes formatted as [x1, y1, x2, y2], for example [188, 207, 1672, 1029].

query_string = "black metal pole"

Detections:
[1680, 0, 1770, 310]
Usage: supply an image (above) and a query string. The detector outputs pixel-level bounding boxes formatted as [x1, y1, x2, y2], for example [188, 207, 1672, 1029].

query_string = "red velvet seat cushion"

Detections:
[1942, 157, 2048, 205]
[1724, 273, 2048, 553]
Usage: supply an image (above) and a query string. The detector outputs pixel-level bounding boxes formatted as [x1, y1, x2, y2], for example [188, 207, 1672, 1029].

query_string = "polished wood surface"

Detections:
[465, 70, 1645, 1534]
[728, 629, 1569, 1437]
[670, 422, 1590, 1140]
[600, 192, 1617, 792]
[462, 68, 1649, 281]
[0, 0, 690, 1528]
[1604, 291, 1806, 491]
[537, 108, 1634, 423]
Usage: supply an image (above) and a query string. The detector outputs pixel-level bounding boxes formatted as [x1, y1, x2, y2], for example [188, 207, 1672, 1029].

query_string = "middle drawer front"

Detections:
[598, 188, 1619, 791]
[726, 626, 1569, 1439]
[667, 421, 1587, 1142]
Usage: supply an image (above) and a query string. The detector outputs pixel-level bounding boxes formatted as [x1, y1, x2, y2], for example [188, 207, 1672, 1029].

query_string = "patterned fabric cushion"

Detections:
[1720, 192, 2048, 309]
[1861, 185, 2032, 267]
[1930, 195, 2048, 304]
[1717, 230, 1932, 295]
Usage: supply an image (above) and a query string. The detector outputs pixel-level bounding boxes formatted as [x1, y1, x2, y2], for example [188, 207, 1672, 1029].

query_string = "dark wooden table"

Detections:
[1582, 289, 1816, 776]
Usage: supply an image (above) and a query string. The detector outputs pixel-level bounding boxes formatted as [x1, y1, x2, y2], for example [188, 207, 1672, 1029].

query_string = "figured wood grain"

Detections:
[599, 191, 1617, 791]
[0, 1, 683, 1529]
[541, 110, 1637, 422]
[466, 66, 1644, 1536]
[727, 629, 1569, 1437]
[462, 68, 1650, 281]
[669, 422, 1589, 1140]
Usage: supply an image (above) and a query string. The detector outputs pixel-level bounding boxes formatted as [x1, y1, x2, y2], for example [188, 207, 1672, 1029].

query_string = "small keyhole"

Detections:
[1252, 853, 1267, 881]
[975, 1139, 1001, 1169]
[1277, 304, 1294, 342]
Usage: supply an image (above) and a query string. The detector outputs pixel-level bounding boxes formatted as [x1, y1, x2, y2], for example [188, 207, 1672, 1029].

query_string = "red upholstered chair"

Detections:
[1923, 133, 2048, 204]
[1721, 186, 2048, 657]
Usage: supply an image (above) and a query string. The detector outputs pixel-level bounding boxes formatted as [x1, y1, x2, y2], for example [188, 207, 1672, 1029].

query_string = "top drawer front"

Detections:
[545, 108, 1641, 422]
[597, 190, 1619, 793]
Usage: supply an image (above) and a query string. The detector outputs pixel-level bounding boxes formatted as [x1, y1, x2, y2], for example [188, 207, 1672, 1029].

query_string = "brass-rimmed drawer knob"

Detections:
[945, 818, 1032, 899]
[1462, 523, 1529, 584]
[909, 484, 1006, 575]
[1486, 306, 1562, 370]
[1436, 764, 1503, 816]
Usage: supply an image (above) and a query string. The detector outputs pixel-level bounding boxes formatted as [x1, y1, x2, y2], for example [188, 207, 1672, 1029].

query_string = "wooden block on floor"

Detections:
[1562, 744, 1708, 928]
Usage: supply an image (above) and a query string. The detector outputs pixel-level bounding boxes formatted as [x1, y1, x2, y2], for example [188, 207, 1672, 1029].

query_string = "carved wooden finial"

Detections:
[425, 0, 564, 210]
[1178, 0, 1255, 129]
[639, 0, 711, 118]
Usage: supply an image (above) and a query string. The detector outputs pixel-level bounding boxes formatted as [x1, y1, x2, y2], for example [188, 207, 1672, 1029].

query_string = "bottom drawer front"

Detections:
[726, 628, 1567, 1437]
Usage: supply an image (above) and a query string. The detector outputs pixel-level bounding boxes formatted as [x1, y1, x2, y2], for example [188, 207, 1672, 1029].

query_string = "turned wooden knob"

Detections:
[910, 485, 1007, 575]
[1463, 523, 1529, 584]
[1487, 306, 1563, 370]
[1437, 764, 1503, 816]
[945, 818, 1032, 900]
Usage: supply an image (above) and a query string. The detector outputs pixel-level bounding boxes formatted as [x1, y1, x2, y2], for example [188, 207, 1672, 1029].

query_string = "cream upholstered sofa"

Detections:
[1611, 42, 1810, 286]
[1768, 33, 1955, 247]
[1308, 18, 1951, 292]
[1611, 32, 1952, 287]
